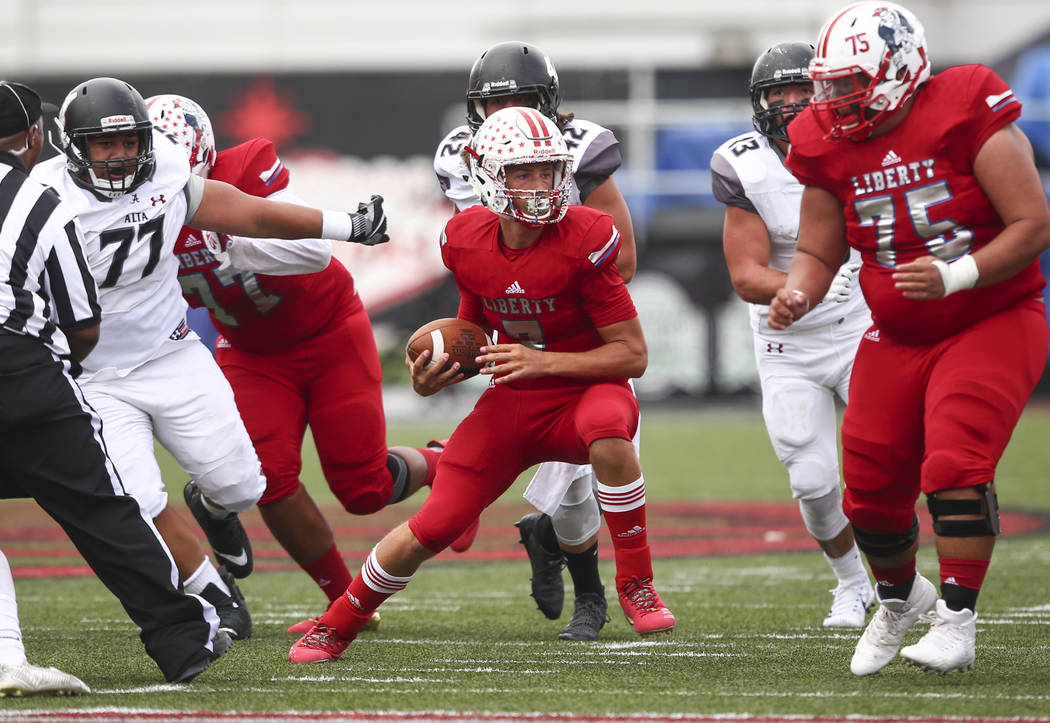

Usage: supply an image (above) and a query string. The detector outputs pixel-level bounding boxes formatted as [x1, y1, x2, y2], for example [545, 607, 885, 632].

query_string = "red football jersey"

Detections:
[175, 139, 360, 352]
[787, 65, 1044, 345]
[440, 205, 635, 389]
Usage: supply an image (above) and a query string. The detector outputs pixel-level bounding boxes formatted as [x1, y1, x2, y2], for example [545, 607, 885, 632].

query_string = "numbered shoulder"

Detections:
[210, 139, 290, 198]
[433, 125, 479, 206]
[563, 118, 622, 177]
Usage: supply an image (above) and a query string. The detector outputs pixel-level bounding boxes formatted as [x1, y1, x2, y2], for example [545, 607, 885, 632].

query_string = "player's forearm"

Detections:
[730, 264, 789, 304]
[537, 340, 647, 380]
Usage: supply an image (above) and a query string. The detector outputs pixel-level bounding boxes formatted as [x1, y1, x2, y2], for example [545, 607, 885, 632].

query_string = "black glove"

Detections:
[347, 194, 389, 246]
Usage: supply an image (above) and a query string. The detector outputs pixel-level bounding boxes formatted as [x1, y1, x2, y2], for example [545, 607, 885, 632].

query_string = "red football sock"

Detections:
[939, 556, 990, 590]
[302, 544, 354, 603]
[416, 446, 441, 486]
[596, 477, 653, 588]
[319, 548, 412, 637]
[868, 558, 917, 587]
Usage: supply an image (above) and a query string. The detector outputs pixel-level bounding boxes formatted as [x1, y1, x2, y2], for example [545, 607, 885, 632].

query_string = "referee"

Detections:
[0, 81, 230, 684]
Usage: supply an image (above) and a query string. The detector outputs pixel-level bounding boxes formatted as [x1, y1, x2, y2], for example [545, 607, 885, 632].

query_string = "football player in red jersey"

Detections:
[288, 106, 675, 663]
[434, 39, 641, 641]
[768, 2, 1050, 676]
[147, 95, 444, 633]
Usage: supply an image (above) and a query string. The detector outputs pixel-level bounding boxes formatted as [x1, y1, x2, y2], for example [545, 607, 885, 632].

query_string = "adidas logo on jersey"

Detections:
[881, 150, 902, 167]
[183, 234, 203, 248]
[505, 281, 525, 294]
[864, 328, 881, 343]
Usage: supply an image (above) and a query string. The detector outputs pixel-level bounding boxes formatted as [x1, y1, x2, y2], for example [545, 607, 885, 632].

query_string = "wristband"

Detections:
[931, 255, 979, 297]
[321, 210, 353, 241]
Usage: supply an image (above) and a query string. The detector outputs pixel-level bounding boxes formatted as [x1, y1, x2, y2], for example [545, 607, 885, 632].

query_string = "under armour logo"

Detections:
[766, 343, 784, 354]
[150, 194, 166, 206]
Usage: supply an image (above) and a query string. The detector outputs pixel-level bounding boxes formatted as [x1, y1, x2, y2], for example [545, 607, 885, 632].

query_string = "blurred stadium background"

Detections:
[5, 0, 1050, 408]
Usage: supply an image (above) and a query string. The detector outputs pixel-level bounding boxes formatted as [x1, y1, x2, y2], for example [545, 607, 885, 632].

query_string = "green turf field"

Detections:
[5, 404, 1050, 720]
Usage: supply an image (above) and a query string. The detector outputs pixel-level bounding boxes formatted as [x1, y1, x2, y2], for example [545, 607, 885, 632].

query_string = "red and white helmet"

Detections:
[810, 1, 930, 140]
[145, 94, 216, 177]
[466, 106, 573, 226]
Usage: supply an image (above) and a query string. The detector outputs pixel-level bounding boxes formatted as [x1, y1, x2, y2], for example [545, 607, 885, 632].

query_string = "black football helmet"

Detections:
[466, 41, 561, 131]
[59, 77, 155, 198]
[749, 42, 815, 142]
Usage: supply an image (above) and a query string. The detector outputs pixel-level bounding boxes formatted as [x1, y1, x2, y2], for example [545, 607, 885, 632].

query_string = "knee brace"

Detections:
[852, 515, 919, 558]
[385, 452, 411, 504]
[786, 458, 840, 501]
[551, 479, 601, 547]
[798, 487, 849, 542]
[926, 483, 1000, 537]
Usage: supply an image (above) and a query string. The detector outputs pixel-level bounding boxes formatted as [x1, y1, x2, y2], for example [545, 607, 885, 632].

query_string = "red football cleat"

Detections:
[618, 577, 676, 636]
[288, 610, 380, 635]
[449, 517, 479, 553]
[288, 623, 352, 663]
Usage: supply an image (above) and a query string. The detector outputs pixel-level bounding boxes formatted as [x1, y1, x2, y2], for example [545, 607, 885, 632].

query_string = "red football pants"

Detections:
[217, 307, 392, 513]
[409, 380, 638, 551]
[842, 299, 1047, 533]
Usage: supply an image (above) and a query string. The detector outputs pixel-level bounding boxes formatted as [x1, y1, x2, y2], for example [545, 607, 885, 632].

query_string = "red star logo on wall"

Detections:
[218, 78, 311, 150]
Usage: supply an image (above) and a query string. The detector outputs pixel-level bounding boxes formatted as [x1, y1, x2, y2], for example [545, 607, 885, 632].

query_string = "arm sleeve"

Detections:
[184, 173, 205, 222]
[45, 214, 101, 330]
[222, 186, 332, 275]
[710, 152, 759, 213]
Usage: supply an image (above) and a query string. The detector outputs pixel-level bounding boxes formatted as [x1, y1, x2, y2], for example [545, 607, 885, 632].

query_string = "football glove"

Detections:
[822, 262, 860, 304]
[347, 194, 389, 246]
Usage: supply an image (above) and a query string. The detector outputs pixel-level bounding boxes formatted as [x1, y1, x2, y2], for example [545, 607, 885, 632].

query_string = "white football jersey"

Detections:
[32, 131, 194, 376]
[433, 118, 622, 211]
[711, 130, 866, 332]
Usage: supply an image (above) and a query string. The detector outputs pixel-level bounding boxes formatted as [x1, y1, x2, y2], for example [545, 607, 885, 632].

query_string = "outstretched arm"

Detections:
[189, 179, 389, 246]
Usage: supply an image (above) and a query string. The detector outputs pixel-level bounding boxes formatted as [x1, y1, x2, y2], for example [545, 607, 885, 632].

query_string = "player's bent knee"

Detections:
[798, 488, 849, 542]
[551, 493, 601, 546]
[560, 473, 595, 507]
[786, 458, 839, 501]
[194, 461, 264, 514]
[257, 476, 303, 507]
[852, 515, 919, 558]
[340, 489, 386, 516]
[926, 483, 1000, 537]
[921, 448, 975, 494]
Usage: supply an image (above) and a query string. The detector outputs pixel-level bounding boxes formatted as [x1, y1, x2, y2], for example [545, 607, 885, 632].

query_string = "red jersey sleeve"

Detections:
[210, 139, 290, 199]
[576, 215, 636, 328]
[951, 65, 1022, 167]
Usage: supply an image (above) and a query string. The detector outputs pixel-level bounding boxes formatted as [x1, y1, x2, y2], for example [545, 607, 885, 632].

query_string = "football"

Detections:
[406, 318, 491, 377]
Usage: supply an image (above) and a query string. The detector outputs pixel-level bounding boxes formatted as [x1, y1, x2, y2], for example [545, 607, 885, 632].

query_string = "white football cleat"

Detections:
[900, 599, 976, 674]
[0, 663, 90, 697]
[823, 579, 875, 628]
[850, 573, 937, 676]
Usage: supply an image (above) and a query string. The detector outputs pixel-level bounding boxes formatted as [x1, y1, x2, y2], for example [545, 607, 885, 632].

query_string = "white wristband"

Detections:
[320, 210, 353, 241]
[931, 255, 979, 297]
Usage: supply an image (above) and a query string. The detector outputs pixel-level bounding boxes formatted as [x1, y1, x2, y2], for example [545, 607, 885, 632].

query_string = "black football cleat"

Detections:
[515, 512, 565, 620]
[184, 480, 253, 579]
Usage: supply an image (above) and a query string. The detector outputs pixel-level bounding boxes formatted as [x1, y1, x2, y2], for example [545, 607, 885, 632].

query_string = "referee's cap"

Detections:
[0, 81, 58, 136]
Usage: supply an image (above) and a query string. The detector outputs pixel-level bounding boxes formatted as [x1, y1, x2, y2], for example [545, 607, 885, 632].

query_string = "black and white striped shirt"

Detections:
[0, 151, 99, 357]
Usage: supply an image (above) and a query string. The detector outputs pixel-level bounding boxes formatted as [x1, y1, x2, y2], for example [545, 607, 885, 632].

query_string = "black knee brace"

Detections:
[386, 451, 411, 504]
[852, 515, 919, 557]
[926, 483, 1000, 537]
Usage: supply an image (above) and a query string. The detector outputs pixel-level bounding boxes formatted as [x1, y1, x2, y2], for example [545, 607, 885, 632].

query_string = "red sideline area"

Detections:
[4, 713, 1049, 723]
[0, 499, 1046, 579]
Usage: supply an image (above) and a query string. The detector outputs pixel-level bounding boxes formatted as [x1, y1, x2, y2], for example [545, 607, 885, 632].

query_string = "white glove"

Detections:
[822, 262, 860, 304]
[321, 195, 389, 246]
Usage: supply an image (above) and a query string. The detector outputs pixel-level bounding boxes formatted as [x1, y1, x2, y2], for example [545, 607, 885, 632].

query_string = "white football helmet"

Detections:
[145, 94, 216, 177]
[810, 1, 930, 140]
[466, 106, 573, 226]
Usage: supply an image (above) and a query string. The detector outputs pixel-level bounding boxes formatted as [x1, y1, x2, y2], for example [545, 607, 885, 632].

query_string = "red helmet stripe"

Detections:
[516, 107, 553, 147]
[818, 3, 862, 57]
